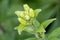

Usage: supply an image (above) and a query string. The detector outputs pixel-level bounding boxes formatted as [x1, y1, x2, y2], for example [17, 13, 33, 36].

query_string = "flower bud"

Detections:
[18, 18, 27, 25]
[25, 15, 30, 20]
[15, 11, 25, 18]
[23, 4, 30, 11]
[29, 9, 34, 18]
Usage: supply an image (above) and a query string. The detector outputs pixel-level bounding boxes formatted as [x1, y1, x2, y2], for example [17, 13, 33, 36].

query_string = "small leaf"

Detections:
[41, 18, 56, 28]
[34, 9, 42, 17]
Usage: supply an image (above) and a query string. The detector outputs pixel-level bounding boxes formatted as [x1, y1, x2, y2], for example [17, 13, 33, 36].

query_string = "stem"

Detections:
[35, 33, 45, 40]
[31, 22, 41, 40]
[30, 19, 45, 40]
[35, 33, 40, 39]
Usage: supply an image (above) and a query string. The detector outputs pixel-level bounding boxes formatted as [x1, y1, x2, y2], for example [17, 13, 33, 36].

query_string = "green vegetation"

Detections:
[0, 0, 60, 40]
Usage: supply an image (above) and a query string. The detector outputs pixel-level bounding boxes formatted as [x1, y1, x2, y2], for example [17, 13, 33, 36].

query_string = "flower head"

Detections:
[15, 4, 41, 22]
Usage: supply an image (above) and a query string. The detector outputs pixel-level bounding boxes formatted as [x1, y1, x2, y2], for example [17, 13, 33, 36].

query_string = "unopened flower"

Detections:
[18, 18, 27, 25]
[25, 15, 30, 20]
[15, 11, 25, 18]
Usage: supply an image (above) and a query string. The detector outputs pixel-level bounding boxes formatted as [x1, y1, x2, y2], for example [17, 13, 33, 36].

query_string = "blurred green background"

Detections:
[0, 0, 60, 40]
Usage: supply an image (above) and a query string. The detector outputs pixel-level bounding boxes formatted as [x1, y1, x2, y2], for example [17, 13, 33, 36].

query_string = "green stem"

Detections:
[31, 21, 44, 40]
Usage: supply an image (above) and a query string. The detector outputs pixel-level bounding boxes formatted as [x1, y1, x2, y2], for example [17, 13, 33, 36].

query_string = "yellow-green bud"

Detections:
[23, 4, 30, 11]
[29, 9, 34, 18]
[25, 15, 30, 20]
[18, 18, 27, 25]
[15, 11, 25, 18]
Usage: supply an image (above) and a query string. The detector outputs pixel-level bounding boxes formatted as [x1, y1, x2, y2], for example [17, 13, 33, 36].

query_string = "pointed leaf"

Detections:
[34, 9, 42, 17]
[36, 24, 46, 33]
[41, 18, 56, 28]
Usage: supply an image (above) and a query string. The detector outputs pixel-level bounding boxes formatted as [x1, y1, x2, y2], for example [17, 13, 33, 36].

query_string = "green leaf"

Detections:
[36, 24, 46, 33]
[35, 24, 46, 38]
[47, 37, 59, 40]
[47, 27, 60, 40]
[33, 19, 40, 28]
[25, 38, 39, 40]
[41, 18, 56, 28]
[34, 9, 42, 17]
[24, 25, 34, 34]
